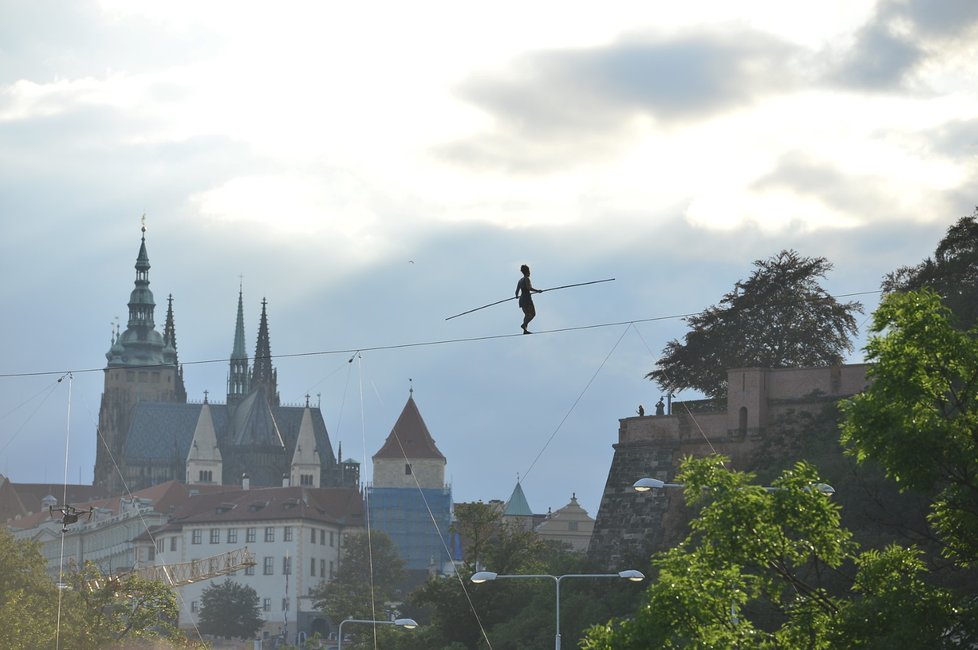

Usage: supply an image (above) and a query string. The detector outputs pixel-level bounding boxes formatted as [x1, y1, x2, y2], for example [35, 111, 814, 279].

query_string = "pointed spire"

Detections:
[227, 284, 250, 405]
[252, 297, 279, 407]
[106, 221, 168, 368]
[163, 294, 177, 354]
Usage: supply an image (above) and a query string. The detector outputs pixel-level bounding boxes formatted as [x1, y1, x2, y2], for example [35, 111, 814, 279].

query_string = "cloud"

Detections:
[439, 29, 805, 172]
[0, 0, 218, 84]
[826, 0, 978, 91]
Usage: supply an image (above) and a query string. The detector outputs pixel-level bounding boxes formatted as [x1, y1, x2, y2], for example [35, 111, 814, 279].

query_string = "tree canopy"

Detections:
[841, 288, 978, 569]
[311, 530, 405, 624]
[0, 528, 195, 650]
[648, 250, 861, 398]
[198, 579, 263, 640]
[582, 455, 970, 649]
[883, 209, 978, 329]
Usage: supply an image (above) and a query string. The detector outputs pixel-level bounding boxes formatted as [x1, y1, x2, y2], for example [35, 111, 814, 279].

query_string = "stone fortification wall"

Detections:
[587, 364, 870, 570]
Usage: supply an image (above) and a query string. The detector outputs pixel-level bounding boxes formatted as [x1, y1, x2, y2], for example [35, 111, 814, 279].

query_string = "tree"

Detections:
[198, 579, 262, 640]
[840, 289, 978, 569]
[648, 250, 861, 398]
[883, 209, 978, 329]
[582, 455, 967, 649]
[0, 529, 59, 650]
[58, 561, 187, 650]
[312, 530, 405, 623]
[397, 502, 642, 650]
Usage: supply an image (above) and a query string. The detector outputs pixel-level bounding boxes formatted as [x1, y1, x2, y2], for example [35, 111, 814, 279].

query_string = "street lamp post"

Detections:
[471, 569, 644, 650]
[336, 617, 417, 650]
[632, 477, 835, 495]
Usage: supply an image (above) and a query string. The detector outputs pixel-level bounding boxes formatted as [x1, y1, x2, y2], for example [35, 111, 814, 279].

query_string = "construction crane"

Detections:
[86, 547, 257, 591]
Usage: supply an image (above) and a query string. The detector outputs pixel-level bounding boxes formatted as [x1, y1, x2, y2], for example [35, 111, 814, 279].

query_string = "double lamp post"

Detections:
[471, 569, 644, 650]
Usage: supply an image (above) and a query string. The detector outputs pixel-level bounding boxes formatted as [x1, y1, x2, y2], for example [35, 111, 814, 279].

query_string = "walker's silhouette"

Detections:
[516, 264, 543, 334]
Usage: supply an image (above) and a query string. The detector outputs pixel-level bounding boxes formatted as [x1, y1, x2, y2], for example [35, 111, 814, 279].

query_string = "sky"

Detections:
[1, 0, 977, 522]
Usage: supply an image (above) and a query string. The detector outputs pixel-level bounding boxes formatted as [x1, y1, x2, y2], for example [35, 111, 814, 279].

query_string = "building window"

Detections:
[245, 565, 255, 576]
[210, 529, 220, 544]
[198, 469, 212, 483]
[284, 526, 293, 542]
[246, 527, 256, 543]
[329, 560, 334, 578]
[264, 557, 274, 575]
[228, 528, 238, 544]
[300, 473, 314, 486]
[405, 463, 412, 475]
[191, 601, 198, 613]
[320, 559, 325, 578]
[156, 538, 164, 553]
[320, 529, 325, 546]
[170, 536, 177, 552]
[265, 527, 275, 543]
[311, 528, 316, 543]
[310, 558, 316, 576]
[263, 598, 271, 612]
[568, 521, 579, 531]
[329, 531, 334, 547]
[192, 529, 202, 544]
[282, 556, 292, 575]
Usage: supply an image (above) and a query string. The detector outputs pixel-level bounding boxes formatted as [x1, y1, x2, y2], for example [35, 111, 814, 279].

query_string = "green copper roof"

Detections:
[503, 481, 534, 517]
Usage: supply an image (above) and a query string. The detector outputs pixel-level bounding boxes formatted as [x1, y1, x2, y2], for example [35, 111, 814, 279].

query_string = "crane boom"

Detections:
[86, 547, 257, 591]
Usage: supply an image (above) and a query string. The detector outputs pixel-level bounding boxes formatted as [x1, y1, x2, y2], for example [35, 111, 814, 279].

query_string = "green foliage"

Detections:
[198, 578, 262, 640]
[0, 529, 198, 649]
[397, 503, 643, 649]
[648, 249, 861, 398]
[827, 545, 957, 648]
[583, 454, 973, 649]
[883, 209, 978, 329]
[311, 530, 405, 623]
[0, 529, 59, 650]
[841, 289, 978, 567]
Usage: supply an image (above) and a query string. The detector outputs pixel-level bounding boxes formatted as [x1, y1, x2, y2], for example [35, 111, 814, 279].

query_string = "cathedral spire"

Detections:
[105, 220, 167, 368]
[251, 297, 279, 407]
[227, 285, 250, 405]
[162, 294, 187, 402]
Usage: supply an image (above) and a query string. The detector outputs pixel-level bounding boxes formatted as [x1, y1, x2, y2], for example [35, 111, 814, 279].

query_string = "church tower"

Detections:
[94, 222, 185, 492]
[227, 287, 250, 406]
[251, 298, 280, 407]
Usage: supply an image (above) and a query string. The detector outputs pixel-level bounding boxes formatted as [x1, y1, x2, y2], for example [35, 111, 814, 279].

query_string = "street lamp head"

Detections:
[633, 477, 665, 492]
[617, 569, 645, 582]
[814, 482, 835, 496]
[394, 618, 418, 629]
[471, 571, 498, 583]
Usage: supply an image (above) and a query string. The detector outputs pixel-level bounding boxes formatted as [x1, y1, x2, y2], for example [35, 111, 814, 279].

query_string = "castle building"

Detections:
[535, 493, 595, 553]
[94, 226, 358, 494]
[366, 390, 453, 581]
[587, 364, 870, 569]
